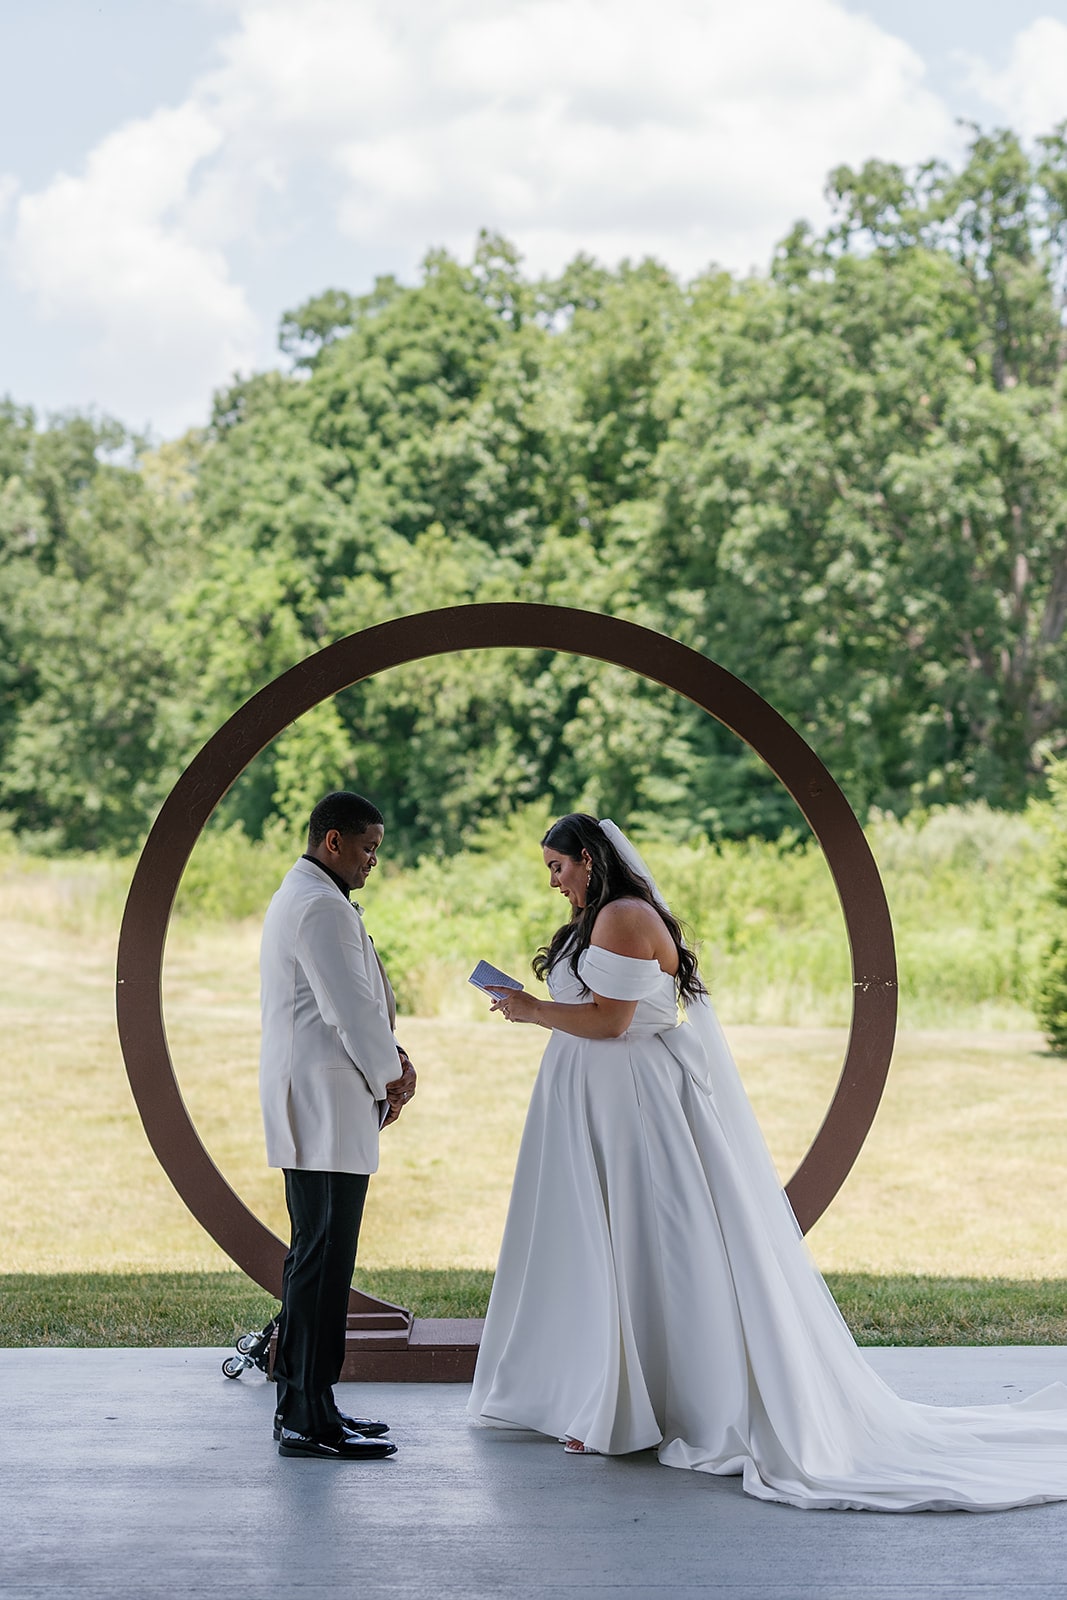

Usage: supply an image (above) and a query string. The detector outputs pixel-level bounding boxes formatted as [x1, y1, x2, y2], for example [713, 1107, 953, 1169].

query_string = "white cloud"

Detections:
[6, 0, 966, 432]
[9, 103, 258, 434]
[961, 17, 1067, 139]
[199, 0, 960, 277]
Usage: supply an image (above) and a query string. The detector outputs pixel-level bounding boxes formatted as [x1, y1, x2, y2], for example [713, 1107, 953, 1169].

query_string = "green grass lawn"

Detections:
[3, 1270, 1065, 1349]
[2, 861, 1066, 1347]
[0, 1269, 494, 1346]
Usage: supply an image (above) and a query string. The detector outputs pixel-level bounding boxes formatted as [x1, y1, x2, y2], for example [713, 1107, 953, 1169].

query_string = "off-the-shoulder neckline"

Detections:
[580, 946, 665, 969]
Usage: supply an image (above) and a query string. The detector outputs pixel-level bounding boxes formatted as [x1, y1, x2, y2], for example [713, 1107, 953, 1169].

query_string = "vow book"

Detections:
[468, 959, 524, 994]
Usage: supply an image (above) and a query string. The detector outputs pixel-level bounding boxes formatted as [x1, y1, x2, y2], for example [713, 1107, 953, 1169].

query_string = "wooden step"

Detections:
[339, 1317, 484, 1382]
[268, 1316, 484, 1381]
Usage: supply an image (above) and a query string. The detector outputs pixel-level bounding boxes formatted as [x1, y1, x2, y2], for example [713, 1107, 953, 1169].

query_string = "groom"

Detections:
[259, 790, 416, 1460]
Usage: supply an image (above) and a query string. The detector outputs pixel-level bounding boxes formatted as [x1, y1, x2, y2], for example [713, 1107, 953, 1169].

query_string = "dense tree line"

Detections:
[2, 124, 1066, 857]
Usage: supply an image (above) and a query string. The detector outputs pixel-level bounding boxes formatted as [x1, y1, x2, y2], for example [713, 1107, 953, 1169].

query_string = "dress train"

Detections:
[468, 946, 1067, 1511]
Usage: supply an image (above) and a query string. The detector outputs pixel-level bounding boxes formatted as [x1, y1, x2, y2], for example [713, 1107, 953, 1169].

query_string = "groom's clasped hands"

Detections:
[381, 1046, 417, 1126]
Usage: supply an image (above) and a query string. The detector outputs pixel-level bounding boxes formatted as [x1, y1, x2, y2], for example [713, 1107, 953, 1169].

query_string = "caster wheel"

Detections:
[222, 1355, 247, 1378]
[236, 1333, 258, 1354]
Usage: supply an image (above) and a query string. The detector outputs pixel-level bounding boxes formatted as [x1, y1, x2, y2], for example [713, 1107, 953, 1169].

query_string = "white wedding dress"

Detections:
[468, 944, 1067, 1511]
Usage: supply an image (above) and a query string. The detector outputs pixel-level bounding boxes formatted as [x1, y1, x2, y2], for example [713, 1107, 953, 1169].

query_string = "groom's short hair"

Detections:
[307, 791, 383, 847]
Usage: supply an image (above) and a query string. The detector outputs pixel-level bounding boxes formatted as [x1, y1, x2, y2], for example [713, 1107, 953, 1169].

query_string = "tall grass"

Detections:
[2, 800, 1054, 1029]
[367, 801, 1055, 1027]
[0, 822, 131, 937]
[2, 812, 1062, 1282]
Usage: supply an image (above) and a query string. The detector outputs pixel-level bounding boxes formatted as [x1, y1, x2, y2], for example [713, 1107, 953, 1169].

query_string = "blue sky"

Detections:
[3, 0, 1067, 439]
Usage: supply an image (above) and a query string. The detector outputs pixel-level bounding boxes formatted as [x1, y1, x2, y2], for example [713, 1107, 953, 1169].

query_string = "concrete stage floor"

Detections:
[2, 1346, 1066, 1599]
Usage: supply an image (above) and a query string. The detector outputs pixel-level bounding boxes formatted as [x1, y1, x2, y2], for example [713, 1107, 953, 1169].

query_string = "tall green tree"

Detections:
[5, 125, 1067, 856]
[0, 413, 206, 847]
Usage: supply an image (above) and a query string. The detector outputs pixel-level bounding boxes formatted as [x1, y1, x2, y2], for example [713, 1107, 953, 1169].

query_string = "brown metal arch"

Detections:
[115, 603, 896, 1305]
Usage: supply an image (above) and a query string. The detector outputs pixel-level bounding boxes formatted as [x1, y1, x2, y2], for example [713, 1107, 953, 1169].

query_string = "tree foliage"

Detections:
[2, 126, 1066, 856]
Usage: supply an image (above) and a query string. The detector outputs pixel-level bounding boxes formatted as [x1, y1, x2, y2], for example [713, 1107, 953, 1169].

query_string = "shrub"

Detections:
[1036, 937, 1067, 1054]
[1036, 762, 1067, 1055]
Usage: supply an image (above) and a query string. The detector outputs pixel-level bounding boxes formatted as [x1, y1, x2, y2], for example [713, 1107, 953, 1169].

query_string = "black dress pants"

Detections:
[274, 1169, 369, 1438]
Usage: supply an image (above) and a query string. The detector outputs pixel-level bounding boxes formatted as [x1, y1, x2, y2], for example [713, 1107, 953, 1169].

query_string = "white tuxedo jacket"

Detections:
[259, 858, 399, 1174]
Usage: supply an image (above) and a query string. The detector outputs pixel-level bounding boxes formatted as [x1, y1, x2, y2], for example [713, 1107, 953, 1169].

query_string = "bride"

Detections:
[467, 813, 1067, 1512]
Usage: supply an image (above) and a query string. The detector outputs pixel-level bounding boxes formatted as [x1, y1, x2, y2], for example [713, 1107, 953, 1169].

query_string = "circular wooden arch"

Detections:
[116, 604, 897, 1302]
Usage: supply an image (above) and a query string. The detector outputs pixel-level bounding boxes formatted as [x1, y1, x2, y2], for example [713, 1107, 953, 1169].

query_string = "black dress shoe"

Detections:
[338, 1410, 390, 1437]
[273, 1410, 390, 1441]
[278, 1428, 397, 1461]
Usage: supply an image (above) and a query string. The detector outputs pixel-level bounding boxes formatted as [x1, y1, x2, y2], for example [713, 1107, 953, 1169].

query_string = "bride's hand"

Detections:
[488, 987, 540, 1025]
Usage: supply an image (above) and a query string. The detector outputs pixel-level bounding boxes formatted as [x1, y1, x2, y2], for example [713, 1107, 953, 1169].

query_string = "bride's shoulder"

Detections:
[595, 895, 657, 918]
[590, 897, 662, 957]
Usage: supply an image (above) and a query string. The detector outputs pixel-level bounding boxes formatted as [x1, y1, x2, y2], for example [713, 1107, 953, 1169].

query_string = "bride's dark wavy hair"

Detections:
[532, 814, 706, 1004]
